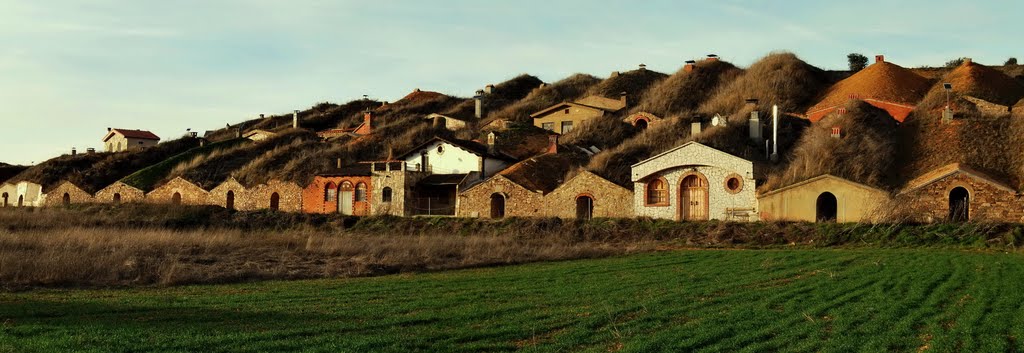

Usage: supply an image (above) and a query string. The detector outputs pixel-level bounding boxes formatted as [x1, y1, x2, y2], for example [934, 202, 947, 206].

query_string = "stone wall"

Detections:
[302, 176, 372, 216]
[370, 166, 428, 216]
[896, 173, 1024, 223]
[146, 177, 209, 205]
[963, 96, 1011, 117]
[95, 182, 146, 204]
[546, 171, 633, 219]
[244, 180, 303, 212]
[45, 181, 93, 206]
[208, 178, 248, 210]
[457, 175, 544, 218]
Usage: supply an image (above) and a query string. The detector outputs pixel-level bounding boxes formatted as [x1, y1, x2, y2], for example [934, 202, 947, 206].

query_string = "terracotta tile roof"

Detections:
[104, 128, 160, 141]
[901, 163, 1017, 194]
[807, 60, 931, 122]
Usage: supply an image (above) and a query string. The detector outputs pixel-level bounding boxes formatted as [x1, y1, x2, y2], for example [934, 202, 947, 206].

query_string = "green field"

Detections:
[2, 249, 1023, 352]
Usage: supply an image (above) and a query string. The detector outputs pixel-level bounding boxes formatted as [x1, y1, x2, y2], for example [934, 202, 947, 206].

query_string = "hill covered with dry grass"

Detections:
[632, 59, 742, 119]
[700, 52, 832, 115]
[0, 163, 28, 184]
[482, 74, 601, 126]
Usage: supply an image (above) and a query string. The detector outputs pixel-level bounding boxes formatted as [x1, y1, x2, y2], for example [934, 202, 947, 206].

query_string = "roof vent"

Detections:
[638, 63, 647, 70]
[875, 55, 885, 63]
[706, 54, 719, 62]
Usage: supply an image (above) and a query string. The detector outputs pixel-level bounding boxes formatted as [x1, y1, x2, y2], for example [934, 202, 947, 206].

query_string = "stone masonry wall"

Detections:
[898, 173, 1024, 223]
[146, 177, 209, 205]
[457, 175, 544, 218]
[95, 182, 146, 203]
[208, 178, 248, 210]
[244, 180, 303, 212]
[546, 171, 634, 219]
[633, 165, 757, 221]
[45, 182, 93, 206]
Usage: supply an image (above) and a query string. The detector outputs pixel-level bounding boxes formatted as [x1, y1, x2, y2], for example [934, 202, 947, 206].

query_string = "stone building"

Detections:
[302, 165, 373, 215]
[631, 142, 757, 221]
[146, 177, 209, 206]
[962, 96, 1012, 118]
[545, 170, 634, 219]
[208, 177, 247, 210]
[245, 179, 303, 212]
[896, 163, 1023, 223]
[757, 174, 891, 223]
[242, 129, 277, 142]
[369, 160, 428, 216]
[102, 128, 160, 152]
[622, 112, 665, 130]
[457, 153, 578, 219]
[45, 181, 93, 206]
[532, 94, 627, 134]
[95, 181, 146, 204]
[423, 113, 469, 131]
[0, 181, 44, 207]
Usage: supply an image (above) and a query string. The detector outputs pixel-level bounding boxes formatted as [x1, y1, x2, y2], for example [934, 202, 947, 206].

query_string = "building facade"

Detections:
[631, 142, 757, 221]
[302, 167, 373, 216]
[532, 95, 626, 134]
[45, 181, 93, 206]
[757, 175, 891, 223]
[208, 177, 247, 210]
[146, 177, 209, 205]
[244, 179, 303, 212]
[0, 181, 45, 207]
[102, 128, 160, 152]
[896, 164, 1023, 223]
[95, 181, 146, 204]
[545, 170, 633, 219]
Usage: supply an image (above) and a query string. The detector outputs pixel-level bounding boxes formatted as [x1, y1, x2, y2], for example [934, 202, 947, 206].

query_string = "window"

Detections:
[325, 182, 337, 201]
[437, 145, 445, 154]
[646, 178, 668, 205]
[355, 183, 367, 202]
[563, 108, 570, 114]
[382, 187, 393, 203]
[561, 121, 574, 133]
[541, 122, 554, 131]
[724, 174, 744, 194]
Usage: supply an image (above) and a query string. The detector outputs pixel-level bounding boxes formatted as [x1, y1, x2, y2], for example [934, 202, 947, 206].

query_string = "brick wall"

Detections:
[896, 173, 1024, 223]
[45, 181, 93, 206]
[208, 178, 248, 210]
[457, 175, 545, 218]
[146, 177, 209, 205]
[545, 171, 633, 219]
[95, 182, 145, 204]
[302, 176, 372, 215]
[244, 180, 303, 212]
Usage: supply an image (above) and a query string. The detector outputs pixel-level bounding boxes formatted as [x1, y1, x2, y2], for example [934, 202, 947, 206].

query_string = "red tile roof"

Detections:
[105, 129, 160, 141]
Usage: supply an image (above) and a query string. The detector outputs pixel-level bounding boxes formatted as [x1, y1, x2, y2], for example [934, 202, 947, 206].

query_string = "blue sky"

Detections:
[2, 0, 1020, 165]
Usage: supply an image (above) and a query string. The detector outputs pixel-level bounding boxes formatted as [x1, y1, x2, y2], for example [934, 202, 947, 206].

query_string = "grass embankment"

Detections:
[2, 249, 1023, 352]
[119, 139, 248, 191]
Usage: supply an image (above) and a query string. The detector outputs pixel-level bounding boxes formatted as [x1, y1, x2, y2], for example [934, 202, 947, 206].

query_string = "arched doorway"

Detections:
[3, 192, 9, 207]
[270, 192, 280, 211]
[576, 195, 594, 220]
[949, 187, 970, 222]
[18, 195, 24, 207]
[339, 182, 353, 215]
[635, 119, 649, 130]
[678, 173, 709, 221]
[113, 193, 122, 205]
[226, 191, 235, 210]
[171, 192, 182, 205]
[62, 193, 71, 206]
[490, 193, 506, 219]
[816, 192, 838, 223]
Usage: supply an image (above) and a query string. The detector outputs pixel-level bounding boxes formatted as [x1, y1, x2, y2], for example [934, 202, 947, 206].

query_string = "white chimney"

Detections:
[749, 111, 762, 143]
[771, 105, 779, 162]
[484, 84, 494, 94]
[475, 90, 484, 119]
[292, 110, 299, 129]
[71, 147, 77, 156]
[487, 131, 497, 154]
[691, 121, 702, 136]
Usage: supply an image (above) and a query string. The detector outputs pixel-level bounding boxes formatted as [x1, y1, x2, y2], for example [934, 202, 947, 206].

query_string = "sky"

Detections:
[2, 0, 1021, 165]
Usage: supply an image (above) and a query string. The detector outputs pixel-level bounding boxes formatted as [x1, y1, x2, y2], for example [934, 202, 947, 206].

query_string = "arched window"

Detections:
[646, 178, 668, 205]
[635, 118, 649, 130]
[355, 183, 367, 202]
[62, 193, 71, 206]
[490, 193, 506, 219]
[270, 192, 280, 211]
[225, 190, 235, 210]
[171, 192, 182, 205]
[949, 187, 969, 222]
[576, 195, 594, 220]
[816, 192, 837, 223]
[324, 182, 337, 202]
[116, 142, 122, 151]
[113, 193, 122, 205]
[382, 187, 393, 203]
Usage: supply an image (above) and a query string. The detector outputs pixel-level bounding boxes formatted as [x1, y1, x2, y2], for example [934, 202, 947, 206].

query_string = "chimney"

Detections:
[745, 98, 759, 108]
[771, 105, 779, 162]
[484, 84, 494, 94]
[86, 148, 95, 154]
[610, 71, 620, 77]
[831, 127, 842, 139]
[964, 57, 973, 64]
[107, 127, 112, 132]
[71, 147, 77, 156]
[749, 110, 762, 143]
[691, 121, 702, 136]
[432, 115, 446, 128]
[639, 63, 647, 71]
[684, 60, 696, 72]
[487, 131, 497, 155]
[619, 91, 628, 107]
[546, 134, 558, 154]
[706, 54, 719, 62]
[539, 83, 547, 89]
[837, 107, 847, 116]
[475, 89, 484, 119]
[292, 110, 299, 129]
[337, 158, 342, 169]
[259, 114, 265, 119]
[875, 55, 885, 63]
[414, 88, 421, 92]
[236, 127, 242, 138]
[363, 110, 373, 133]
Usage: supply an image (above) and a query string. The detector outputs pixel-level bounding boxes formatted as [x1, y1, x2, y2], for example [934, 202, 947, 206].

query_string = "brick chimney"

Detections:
[875, 55, 885, 63]
[706, 54, 719, 62]
[684, 60, 697, 72]
[546, 134, 558, 154]
[363, 110, 373, 133]
[831, 127, 842, 139]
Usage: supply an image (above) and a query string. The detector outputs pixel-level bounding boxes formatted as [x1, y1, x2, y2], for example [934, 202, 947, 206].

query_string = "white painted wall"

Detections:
[403, 140, 507, 175]
[2, 181, 45, 207]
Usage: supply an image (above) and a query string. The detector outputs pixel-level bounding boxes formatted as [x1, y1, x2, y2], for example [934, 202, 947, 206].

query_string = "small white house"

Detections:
[631, 142, 757, 221]
[400, 137, 510, 177]
[0, 181, 45, 207]
[102, 128, 160, 152]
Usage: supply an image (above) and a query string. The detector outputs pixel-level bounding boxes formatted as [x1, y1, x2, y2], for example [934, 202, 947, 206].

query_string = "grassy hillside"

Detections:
[559, 68, 670, 150]
[633, 58, 743, 118]
[442, 74, 544, 121]
[4, 249, 1024, 352]
[120, 138, 249, 191]
[65, 138, 203, 193]
[483, 74, 602, 126]
[0, 163, 28, 184]
[699, 52, 833, 115]
[6, 153, 111, 190]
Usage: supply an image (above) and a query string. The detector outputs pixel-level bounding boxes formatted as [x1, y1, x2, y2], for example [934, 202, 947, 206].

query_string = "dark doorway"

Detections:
[62, 193, 71, 206]
[18, 195, 24, 207]
[490, 193, 506, 219]
[171, 192, 182, 205]
[2, 192, 7, 207]
[816, 192, 837, 223]
[226, 191, 235, 210]
[270, 192, 280, 211]
[113, 193, 122, 205]
[635, 119, 648, 130]
[949, 187, 970, 222]
[576, 195, 594, 220]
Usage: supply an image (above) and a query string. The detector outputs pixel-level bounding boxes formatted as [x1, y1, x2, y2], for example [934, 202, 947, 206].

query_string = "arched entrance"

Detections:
[635, 119, 649, 130]
[18, 195, 24, 207]
[490, 193, 505, 219]
[576, 195, 594, 220]
[816, 192, 838, 223]
[171, 192, 182, 205]
[678, 173, 709, 221]
[62, 193, 71, 206]
[112, 193, 122, 205]
[226, 191, 235, 210]
[270, 192, 280, 211]
[3, 192, 9, 207]
[339, 182, 353, 215]
[949, 187, 970, 222]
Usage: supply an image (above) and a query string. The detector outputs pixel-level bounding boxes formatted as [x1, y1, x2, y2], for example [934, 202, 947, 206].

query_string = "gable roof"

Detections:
[575, 95, 627, 111]
[901, 163, 1017, 194]
[758, 174, 888, 198]
[395, 136, 515, 162]
[630, 141, 751, 182]
[103, 129, 160, 142]
[243, 129, 277, 138]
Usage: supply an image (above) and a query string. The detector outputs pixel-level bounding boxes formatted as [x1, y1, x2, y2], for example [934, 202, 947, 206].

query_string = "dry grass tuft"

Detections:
[633, 59, 742, 118]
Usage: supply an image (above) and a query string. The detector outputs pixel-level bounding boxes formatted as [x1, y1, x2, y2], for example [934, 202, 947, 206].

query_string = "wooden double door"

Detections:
[678, 174, 709, 221]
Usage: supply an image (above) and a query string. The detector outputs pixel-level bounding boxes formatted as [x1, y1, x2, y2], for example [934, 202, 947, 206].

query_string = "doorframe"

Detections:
[677, 171, 709, 221]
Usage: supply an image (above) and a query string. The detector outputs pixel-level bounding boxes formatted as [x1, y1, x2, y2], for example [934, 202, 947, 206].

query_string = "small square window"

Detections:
[541, 122, 554, 131]
[561, 121, 574, 133]
[564, 109, 570, 114]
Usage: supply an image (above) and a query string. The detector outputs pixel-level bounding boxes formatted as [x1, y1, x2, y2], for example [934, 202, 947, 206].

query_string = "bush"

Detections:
[848, 53, 868, 72]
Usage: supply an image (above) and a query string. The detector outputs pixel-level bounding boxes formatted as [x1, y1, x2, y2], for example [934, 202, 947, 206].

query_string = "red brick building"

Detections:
[302, 165, 373, 216]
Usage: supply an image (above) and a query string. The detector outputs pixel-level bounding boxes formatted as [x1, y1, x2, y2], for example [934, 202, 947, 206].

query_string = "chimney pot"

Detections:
[547, 134, 558, 154]
[684, 60, 696, 72]
[610, 71, 620, 77]
[292, 110, 299, 129]
[414, 88, 421, 92]
[107, 127, 112, 132]
[484, 84, 494, 94]
[259, 114, 265, 119]
[337, 158, 342, 169]
[71, 147, 77, 156]
[620, 92, 628, 107]
[691, 121, 702, 136]
[875, 55, 885, 63]
[639, 63, 647, 70]
[706, 54, 719, 62]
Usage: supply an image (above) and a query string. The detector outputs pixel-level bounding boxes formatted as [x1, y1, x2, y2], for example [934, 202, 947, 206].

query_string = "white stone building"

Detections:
[0, 181, 45, 207]
[102, 128, 160, 152]
[631, 142, 757, 221]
